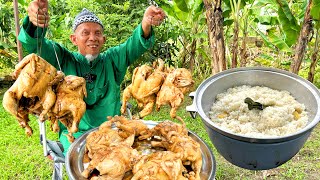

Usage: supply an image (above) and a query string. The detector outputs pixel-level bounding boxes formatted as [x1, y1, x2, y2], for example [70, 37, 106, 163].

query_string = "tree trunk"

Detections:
[240, 12, 249, 67]
[189, 39, 197, 71]
[231, 20, 239, 68]
[308, 28, 319, 82]
[179, 37, 188, 66]
[290, 0, 313, 74]
[204, 0, 226, 74]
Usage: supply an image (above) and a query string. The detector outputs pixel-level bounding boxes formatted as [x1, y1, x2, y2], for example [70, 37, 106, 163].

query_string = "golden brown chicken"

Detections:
[140, 119, 202, 180]
[139, 119, 188, 141]
[2, 53, 64, 136]
[48, 75, 87, 142]
[84, 118, 143, 159]
[151, 135, 202, 180]
[131, 151, 188, 180]
[85, 120, 125, 159]
[121, 59, 166, 118]
[107, 115, 151, 139]
[156, 68, 194, 119]
[81, 135, 141, 179]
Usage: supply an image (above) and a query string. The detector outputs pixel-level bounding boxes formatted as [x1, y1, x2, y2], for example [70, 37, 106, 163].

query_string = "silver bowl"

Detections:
[187, 67, 320, 170]
[65, 120, 216, 179]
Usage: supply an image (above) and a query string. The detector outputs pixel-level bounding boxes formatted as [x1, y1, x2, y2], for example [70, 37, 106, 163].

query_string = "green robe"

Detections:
[18, 16, 155, 155]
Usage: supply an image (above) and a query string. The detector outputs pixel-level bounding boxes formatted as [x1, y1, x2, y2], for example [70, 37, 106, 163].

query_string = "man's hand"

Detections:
[142, 5, 166, 38]
[28, 0, 49, 28]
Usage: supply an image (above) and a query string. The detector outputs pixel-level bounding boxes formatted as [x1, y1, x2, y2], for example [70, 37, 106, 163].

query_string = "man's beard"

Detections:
[85, 54, 98, 63]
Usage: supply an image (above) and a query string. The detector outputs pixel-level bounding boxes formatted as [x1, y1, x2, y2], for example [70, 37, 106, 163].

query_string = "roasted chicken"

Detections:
[156, 68, 194, 119]
[81, 139, 141, 179]
[139, 119, 202, 180]
[131, 151, 188, 180]
[85, 120, 129, 159]
[82, 117, 204, 179]
[107, 115, 151, 139]
[121, 59, 166, 118]
[139, 119, 188, 140]
[2, 53, 64, 136]
[48, 75, 87, 142]
[151, 135, 202, 180]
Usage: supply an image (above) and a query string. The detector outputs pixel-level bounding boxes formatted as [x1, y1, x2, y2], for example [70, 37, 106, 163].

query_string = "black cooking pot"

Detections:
[186, 67, 320, 170]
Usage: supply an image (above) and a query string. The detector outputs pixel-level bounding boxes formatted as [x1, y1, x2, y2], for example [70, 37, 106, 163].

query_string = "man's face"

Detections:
[70, 22, 106, 56]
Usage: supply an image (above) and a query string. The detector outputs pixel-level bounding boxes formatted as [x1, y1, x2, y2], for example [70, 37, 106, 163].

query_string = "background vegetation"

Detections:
[0, 0, 319, 179]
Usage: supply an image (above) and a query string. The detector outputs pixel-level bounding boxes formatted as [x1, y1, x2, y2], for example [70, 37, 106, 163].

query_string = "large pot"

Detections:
[186, 67, 320, 170]
[65, 120, 216, 179]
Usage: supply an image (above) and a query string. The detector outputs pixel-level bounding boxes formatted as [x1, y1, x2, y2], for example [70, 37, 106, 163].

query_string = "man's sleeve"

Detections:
[18, 16, 65, 68]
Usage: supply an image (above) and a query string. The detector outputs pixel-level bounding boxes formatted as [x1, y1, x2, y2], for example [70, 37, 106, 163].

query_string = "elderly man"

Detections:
[18, 0, 166, 155]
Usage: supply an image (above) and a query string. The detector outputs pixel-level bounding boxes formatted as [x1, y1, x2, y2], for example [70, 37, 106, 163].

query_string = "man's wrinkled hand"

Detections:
[143, 5, 166, 27]
[28, 0, 50, 28]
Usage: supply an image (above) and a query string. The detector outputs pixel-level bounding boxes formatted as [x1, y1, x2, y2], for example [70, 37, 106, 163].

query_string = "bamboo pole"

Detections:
[13, 0, 23, 61]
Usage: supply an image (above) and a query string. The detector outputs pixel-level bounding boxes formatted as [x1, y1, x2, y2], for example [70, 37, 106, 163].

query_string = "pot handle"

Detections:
[186, 91, 198, 119]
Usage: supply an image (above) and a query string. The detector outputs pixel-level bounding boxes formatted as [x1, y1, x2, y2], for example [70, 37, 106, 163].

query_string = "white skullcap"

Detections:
[72, 8, 104, 31]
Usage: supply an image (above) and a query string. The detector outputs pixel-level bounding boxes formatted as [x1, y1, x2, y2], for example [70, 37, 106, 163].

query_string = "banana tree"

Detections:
[307, 0, 320, 82]
[228, 0, 242, 68]
[203, 0, 226, 74]
[249, 0, 300, 52]
[159, 0, 208, 73]
[290, 0, 314, 74]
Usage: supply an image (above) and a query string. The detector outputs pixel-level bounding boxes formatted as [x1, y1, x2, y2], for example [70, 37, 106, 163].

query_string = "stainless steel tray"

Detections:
[65, 120, 216, 179]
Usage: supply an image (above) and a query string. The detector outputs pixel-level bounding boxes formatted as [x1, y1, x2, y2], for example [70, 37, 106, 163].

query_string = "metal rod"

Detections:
[13, 0, 23, 61]
[39, 120, 48, 157]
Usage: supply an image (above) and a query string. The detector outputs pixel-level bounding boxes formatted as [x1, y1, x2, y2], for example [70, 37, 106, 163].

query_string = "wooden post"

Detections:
[13, 0, 23, 61]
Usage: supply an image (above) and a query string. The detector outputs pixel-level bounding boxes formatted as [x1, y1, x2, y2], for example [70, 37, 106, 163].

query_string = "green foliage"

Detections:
[311, 0, 320, 21]
[46, 0, 147, 52]
[0, 0, 20, 64]
[267, 27, 292, 52]
[174, 0, 190, 12]
[276, 0, 300, 46]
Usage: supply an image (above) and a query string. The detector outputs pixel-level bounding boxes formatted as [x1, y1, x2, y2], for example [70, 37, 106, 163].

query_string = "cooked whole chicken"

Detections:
[48, 75, 87, 142]
[156, 68, 194, 119]
[121, 59, 166, 118]
[139, 119, 202, 180]
[139, 119, 188, 140]
[107, 115, 151, 139]
[131, 151, 188, 180]
[151, 135, 202, 180]
[82, 116, 204, 179]
[81, 135, 141, 179]
[85, 120, 127, 159]
[82, 144, 138, 179]
[2, 53, 64, 136]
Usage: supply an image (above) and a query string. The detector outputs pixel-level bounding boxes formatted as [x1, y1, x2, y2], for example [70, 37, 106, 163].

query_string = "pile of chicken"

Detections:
[82, 115, 202, 180]
[2, 53, 87, 142]
[121, 59, 194, 120]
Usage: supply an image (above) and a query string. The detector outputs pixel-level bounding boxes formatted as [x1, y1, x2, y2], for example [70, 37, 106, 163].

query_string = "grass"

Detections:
[0, 84, 319, 180]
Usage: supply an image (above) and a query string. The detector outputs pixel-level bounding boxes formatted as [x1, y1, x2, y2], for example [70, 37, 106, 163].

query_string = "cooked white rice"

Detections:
[209, 85, 308, 138]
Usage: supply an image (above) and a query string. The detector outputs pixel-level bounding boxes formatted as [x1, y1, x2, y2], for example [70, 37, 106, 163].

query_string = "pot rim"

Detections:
[194, 67, 320, 143]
